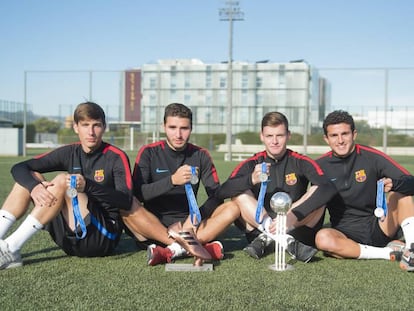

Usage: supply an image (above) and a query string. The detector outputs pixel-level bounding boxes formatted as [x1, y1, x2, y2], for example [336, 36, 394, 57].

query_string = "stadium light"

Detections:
[23, 71, 27, 157]
[219, 1, 244, 161]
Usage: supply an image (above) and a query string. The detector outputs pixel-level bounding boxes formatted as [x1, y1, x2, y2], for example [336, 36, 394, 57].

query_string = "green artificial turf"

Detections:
[0, 150, 413, 310]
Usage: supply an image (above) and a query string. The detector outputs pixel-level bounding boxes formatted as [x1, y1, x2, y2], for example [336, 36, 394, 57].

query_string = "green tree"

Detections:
[33, 117, 61, 133]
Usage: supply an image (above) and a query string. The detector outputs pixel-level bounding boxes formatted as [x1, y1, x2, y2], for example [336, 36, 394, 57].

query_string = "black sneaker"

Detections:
[243, 232, 272, 259]
[244, 228, 262, 244]
[287, 239, 318, 263]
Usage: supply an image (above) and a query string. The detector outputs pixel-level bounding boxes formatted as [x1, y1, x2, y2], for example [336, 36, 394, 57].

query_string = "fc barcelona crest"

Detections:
[285, 173, 297, 185]
[355, 169, 366, 183]
[94, 169, 105, 182]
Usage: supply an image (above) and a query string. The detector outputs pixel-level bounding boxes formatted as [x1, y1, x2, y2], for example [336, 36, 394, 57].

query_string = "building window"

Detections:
[219, 92, 227, 105]
[149, 94, 156, 106]
[148, 107, 156, 123]
[206, 95, 212, 107]
[206, 73, 212, 88]
[239, 107, 248, 124]
[149, 77, 156, 89]
[206, 65, 212, 88]
[185, 77, 190, 88]
[184, 94, 191, 105]
[220, 77, 226, 88]
[242, 92, 248, 104]
[256, 94, 263, 106]
[242, 65, 248, 88]
[242, 72, 248, 89]
[256, 77, 262, 88]
[279, 64, 286, 87]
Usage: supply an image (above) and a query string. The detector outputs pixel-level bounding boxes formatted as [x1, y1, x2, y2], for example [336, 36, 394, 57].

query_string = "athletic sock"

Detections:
[0, 210, 16, 239]
[358, 244, 392, 260]
[261, 216, 273, 233]
[401, 216, 414, 248]
[5, 214, 43, 253]
[168, 242, 188, 259]
[259, 216, 292, 247]
[258, 216, 275, 239]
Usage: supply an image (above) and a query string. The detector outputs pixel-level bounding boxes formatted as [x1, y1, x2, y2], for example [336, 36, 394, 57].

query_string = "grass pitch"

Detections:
[0, 150, 413, 310]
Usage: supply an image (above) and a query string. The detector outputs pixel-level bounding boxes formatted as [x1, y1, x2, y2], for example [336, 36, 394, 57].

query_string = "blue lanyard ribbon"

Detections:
[376, 179, 387, 220]
[255, 162, 268, 224]
[185, 166, 201, 226]
[71, 175, 87, 239]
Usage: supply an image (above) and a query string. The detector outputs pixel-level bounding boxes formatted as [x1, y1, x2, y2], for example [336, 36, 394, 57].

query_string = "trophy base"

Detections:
[268, 264, 294, 272]
[165, 263, 213, 272]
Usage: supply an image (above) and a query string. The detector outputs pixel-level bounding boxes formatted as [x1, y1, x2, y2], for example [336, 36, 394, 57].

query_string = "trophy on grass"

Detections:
[268, 192, 294, 271]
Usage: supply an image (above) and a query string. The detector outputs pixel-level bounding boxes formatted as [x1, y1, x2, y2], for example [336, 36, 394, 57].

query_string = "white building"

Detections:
[367, 109, 414, 135]
[140, 59, 330, 135]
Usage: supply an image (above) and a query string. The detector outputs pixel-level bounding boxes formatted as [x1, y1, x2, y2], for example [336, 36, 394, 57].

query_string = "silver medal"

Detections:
[374, 207, 384, 218]
[259, 172, 268, 182]
[66, 187, 78, 198]
[190, 174, 199, 185]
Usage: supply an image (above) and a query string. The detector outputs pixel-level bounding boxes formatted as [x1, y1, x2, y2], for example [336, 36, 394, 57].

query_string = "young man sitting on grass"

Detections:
[316, 110, 414, 271]
[122, 103, 240, 266]
[0, 102, 133, 269]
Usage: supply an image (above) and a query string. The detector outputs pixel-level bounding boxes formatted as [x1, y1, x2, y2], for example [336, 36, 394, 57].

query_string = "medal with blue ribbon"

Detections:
[185, 166, 201, 226]
[255, 162, 268, 224]
[67, 175, 87, 239]
[374, 179, 387, 221]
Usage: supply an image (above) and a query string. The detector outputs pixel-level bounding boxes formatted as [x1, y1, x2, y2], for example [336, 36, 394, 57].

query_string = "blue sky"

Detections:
[1, 0, 413, 117]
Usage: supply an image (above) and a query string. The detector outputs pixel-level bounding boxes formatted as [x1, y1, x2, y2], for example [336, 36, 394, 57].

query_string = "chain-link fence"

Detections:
[1, 67, 413, 154]
[319, 67, 414, 133]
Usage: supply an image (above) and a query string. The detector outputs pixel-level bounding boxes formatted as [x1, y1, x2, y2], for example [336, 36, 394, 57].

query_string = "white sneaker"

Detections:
[0, 239, 22, 270]
[168, 242, 188, 259]
[386, 240, 405, 261]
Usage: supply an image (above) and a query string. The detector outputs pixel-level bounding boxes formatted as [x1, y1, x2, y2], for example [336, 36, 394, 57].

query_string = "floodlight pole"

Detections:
[383, 69, 388, 153]
[219, 1, 244, 161]
[89, 71, 93, 100]
[23, 71, 27, 157]
[304, 65, 310, 155]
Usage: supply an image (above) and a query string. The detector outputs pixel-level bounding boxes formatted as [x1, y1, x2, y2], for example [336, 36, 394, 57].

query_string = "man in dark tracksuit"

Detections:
[216, 111, 337, 261]
[122, 103, 240, 266]
[315, 110, 414, 271]
[0, 102, 133, 270]
[133, 140, 221, 228]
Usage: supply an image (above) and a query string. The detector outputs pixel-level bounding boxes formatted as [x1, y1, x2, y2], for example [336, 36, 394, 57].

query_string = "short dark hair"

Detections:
[323, 110, 355, 135]
[163, 103, 193, 127]
[261, 111, 289, 132]
[73, 102, 106, 127]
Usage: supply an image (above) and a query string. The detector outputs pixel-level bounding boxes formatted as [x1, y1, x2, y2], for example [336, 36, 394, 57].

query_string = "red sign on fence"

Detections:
[124, 70, 141, 121]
